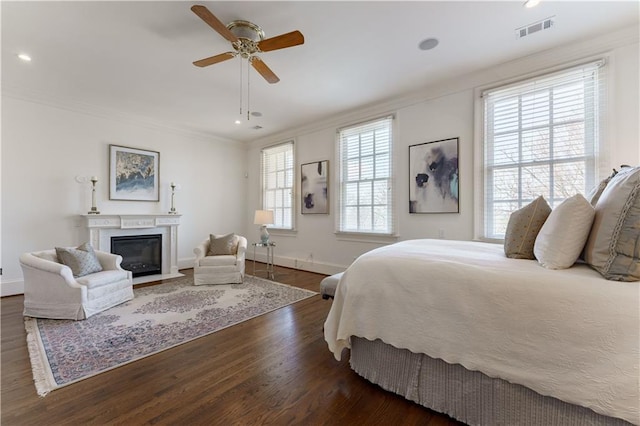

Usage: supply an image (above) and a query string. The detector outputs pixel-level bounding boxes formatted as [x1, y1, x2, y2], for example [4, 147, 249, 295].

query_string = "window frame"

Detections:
[260, 140, 295, 231]
[474, 59, 606, 241]
[336, 115, 396, 237]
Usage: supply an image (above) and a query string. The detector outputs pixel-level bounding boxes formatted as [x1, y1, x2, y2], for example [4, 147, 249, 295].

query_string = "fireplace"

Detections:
[83, 214, 182, 284]
[111, 234, 162, 278]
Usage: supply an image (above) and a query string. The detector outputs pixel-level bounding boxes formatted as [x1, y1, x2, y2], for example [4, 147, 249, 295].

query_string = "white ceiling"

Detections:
[2, 1, 638, 143]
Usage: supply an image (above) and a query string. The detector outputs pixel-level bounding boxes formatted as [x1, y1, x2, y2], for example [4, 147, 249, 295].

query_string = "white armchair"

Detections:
[20, 249, 134, 320]
[193, 234, 247, 285]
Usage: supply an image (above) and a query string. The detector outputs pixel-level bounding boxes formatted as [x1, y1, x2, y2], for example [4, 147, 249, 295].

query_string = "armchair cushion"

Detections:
[76, 270, 130, 289]
[199, 255, 237, 267]
[55, 242, 103, 277]
[207, 233, 238, 256]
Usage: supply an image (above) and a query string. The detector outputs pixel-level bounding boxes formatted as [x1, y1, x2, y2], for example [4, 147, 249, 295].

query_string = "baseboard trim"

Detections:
[247, 253, 345, 276]
[183, 254, 345, 277]
[178, 257, 195, 270]
[1, 279, 25, 297]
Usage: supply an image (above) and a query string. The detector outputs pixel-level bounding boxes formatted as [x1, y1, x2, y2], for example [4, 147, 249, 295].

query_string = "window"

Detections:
[261, 141, 294, 229]
[338, 116, 394, 234]
[481, 60, 604, 239]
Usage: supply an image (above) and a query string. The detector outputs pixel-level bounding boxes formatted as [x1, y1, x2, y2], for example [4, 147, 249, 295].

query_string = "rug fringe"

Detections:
[24, 317, 55, 397]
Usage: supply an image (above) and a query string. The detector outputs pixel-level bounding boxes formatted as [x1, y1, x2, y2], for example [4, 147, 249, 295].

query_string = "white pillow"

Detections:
[534, 194, 595, 270]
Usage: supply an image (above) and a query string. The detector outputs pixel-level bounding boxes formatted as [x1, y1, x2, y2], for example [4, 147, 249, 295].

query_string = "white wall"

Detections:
[245, 26, 639, 275]
[1, 97, 248, 295]
[609, 42, 640, 169]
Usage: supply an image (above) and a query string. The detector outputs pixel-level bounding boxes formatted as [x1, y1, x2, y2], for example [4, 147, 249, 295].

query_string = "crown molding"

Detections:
[1, 85, 243, 147]
[247, 24, 639, 148]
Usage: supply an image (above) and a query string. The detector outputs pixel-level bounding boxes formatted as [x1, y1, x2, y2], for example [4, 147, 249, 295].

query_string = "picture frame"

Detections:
[109, 144, 160, 201]
[301, 160, 329, 214]
[409, 137, 459, 214]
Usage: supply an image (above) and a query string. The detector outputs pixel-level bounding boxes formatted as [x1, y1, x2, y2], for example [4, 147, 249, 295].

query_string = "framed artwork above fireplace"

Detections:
[109, 145, 160, 201]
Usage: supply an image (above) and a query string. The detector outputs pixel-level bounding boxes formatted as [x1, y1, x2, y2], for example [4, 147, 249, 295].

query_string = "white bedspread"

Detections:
[324, 239, 640, 424]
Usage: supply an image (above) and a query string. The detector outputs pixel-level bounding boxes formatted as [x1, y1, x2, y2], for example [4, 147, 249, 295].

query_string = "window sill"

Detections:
[268, 228, 298, 238]
[334, 231, 399, 244]
[474, 237, 504, 244]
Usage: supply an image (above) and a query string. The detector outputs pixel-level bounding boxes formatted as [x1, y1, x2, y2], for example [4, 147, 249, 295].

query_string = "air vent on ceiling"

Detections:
[252, 125, 263, 130]
[516, 16, 555, 39]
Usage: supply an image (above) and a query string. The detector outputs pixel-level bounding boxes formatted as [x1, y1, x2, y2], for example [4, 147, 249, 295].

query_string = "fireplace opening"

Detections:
[111, 234, 162, 278]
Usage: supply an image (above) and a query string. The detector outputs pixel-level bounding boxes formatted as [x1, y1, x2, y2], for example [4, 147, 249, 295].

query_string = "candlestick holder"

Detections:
[88, 176, 100, 214]
[169, 182, 178, 214]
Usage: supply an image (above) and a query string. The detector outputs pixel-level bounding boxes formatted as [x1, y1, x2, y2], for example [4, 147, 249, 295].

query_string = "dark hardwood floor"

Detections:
[1, 265, 464, 425]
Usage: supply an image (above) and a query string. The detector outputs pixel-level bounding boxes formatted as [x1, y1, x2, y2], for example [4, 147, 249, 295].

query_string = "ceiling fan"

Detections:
[191, 5, 304, 84]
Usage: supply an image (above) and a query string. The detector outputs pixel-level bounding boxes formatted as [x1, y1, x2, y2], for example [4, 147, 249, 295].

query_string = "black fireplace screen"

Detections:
[111, 234, 162, 277]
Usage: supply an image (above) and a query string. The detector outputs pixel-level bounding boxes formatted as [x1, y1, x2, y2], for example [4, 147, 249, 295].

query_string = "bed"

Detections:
[323, 239, 639, 425]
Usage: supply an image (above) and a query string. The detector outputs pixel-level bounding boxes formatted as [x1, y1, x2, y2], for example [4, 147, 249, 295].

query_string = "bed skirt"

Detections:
[350, 337, 633, 426]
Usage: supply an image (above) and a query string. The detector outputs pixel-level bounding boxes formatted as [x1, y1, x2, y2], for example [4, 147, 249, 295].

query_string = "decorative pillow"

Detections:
[585, 168, 619, 206]
[504, 196, 551, 259]
[207, 233, 238, 256]
[533, 194, 595, 269]
[55, 242, 103, 278]
[584, 166, 640, 281]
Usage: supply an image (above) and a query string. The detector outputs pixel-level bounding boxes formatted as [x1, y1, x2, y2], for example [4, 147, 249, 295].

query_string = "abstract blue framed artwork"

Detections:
[109, 145, 160, 201]
[409, 137, 459, 213]
[301, 160, 329, 214]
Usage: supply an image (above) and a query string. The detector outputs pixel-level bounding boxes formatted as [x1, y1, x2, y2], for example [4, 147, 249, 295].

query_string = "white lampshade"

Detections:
[254, 210, 274, 225]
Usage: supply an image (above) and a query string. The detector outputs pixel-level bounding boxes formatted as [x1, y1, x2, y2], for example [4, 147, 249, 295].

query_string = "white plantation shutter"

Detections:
[261, 141, 294, 229]
[482, 60, 605, 239]
[338, 116, 394, 234]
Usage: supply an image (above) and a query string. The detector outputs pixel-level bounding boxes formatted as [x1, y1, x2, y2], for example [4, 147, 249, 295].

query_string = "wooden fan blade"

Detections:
[257, 30, 304, 52]
[251, 57, 280, 84]
[191, 5, 238, 43]
[193, 52, 236, 67]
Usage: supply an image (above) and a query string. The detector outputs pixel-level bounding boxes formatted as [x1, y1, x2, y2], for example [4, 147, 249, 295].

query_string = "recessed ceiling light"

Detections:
[524, 0, 540, 8]
[17, 53, 32, 62]
[418, 38, 439, 51]
[234, 119, 242, 125]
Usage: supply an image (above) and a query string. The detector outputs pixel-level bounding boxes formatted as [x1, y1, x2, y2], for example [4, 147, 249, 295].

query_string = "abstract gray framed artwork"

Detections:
[301, 160, 329, 214]
[109, 145, 160, 201]
[409, 137, 459, 213]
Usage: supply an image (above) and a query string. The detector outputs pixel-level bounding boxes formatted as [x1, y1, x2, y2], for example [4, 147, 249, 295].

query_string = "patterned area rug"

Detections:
[24, 275, 316, 396]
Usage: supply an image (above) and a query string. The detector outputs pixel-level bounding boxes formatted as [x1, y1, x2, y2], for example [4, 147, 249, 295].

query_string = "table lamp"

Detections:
[254, 210, 274, 243]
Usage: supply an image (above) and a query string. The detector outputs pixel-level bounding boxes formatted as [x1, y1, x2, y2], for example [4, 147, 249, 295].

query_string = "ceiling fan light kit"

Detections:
[228, 20, 265, 58]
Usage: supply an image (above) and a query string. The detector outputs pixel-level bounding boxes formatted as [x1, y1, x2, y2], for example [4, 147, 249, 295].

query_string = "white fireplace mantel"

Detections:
[82, 214, 183, 284]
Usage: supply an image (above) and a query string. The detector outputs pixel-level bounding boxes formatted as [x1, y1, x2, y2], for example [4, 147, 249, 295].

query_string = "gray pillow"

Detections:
[584, 166, 640, 281]
[55, 242, 103, 277]
[586, 168, 619, 206]
[504, 196, 551, 259]
[207, 233, 238, 256]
